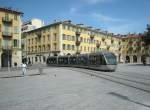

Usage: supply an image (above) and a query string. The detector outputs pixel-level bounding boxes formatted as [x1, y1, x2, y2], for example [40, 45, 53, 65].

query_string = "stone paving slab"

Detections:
[0, 69, 40, 78]
[0, 66, 150, 110]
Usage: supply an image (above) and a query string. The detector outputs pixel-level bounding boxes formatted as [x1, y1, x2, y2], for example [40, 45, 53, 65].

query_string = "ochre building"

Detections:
[121, 34, 150, 63]
[22, 20, 122, 64]
[0, 7, 23, 67]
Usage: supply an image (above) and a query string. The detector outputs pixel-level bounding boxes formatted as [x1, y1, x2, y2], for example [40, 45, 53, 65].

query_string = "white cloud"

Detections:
[81, 0, 114, 4]
[92, 13, 125, 23]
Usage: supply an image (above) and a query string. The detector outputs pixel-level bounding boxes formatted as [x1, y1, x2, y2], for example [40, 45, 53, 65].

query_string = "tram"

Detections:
[46, 51, 117, 71]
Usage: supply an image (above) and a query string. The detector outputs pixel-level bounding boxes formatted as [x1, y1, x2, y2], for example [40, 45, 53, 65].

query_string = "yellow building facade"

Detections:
[0, 7, 23, 67]
[23, 20, 121, 64]
[121, 34, 150, 63]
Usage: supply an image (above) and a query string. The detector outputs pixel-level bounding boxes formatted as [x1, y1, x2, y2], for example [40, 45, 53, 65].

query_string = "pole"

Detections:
[26, 33, 28, 64]
[8, 48, 10, 72]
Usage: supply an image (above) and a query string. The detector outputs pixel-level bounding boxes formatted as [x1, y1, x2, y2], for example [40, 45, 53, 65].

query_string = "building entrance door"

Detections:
[1, 51, 12, 67]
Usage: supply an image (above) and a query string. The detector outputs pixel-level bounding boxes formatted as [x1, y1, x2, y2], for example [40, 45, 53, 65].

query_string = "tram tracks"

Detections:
[66, 67, 150, 94]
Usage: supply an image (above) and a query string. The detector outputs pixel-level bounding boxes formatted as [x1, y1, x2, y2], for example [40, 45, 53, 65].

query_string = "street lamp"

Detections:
[7, 45, 12, 72]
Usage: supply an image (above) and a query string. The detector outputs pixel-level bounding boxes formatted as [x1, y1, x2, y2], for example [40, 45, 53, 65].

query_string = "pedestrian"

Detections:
[143, 58, 146, 66]
[21, 62, 27, 76]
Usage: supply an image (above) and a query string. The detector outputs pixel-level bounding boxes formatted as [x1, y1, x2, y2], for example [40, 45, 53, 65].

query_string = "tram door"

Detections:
[1, 52, 12, 67]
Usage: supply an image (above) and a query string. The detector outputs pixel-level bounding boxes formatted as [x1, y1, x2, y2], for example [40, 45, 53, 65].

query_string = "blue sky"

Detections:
[1, 0, 150, 34]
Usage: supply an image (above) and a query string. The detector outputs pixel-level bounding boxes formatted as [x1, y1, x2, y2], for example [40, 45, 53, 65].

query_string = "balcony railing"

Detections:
[2, 31, 13, 37]
[90, 34, 95, 39]
[2, 45, 13, 50]
[76, 31, 81, 36]
[2, 17, 13, 23]
[75, 41, 81, 46]
[96, 42, 101, 48]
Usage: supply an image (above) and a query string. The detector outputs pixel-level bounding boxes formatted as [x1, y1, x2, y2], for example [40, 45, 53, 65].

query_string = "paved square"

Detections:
[0, 64, 150, 110]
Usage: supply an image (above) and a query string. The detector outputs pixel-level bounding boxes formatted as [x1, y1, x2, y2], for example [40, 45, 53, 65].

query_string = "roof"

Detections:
[0, 7, 23, 15]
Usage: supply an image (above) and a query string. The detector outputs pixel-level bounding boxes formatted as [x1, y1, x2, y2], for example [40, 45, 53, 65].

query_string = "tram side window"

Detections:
[101, 55, 106, 65]
[89, 55, 96, 65]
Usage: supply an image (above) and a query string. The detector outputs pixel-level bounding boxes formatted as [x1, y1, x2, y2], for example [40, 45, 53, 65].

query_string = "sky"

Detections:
[0, 0, 150, 34]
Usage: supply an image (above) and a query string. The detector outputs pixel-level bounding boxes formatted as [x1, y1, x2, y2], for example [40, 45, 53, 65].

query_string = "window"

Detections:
[28, 39, 30, 45]
[35, 38, 37, 44]
[48, 45, 51, 50]
[72, 36, 75, 41]
[47, 34, 50, 41]
[63, 34, 66, 40]
[63, 25, 65, 29]
[72, 45, 74, 50]
[63, 44, 66, 50]
[84, 38, 86, 43]
[14, 39, 19, 47]
[65, 25, 68, 30]
[88, 47, 89, 52]
[67, 44, 70, 50]
[54, 43, 57, 50]
[14, 15, 17, 20]
[14, 26, 19, 34]
[5, 13, 9, 19]
[43, 45, 45, 51]
[35, 46, 37, 52]
[84, 47, 86, 51]
[32, 38, 33, 44]
[54, 33, 57, 41]
[43, 36, 45, 42]
[28, 47, 30, 52]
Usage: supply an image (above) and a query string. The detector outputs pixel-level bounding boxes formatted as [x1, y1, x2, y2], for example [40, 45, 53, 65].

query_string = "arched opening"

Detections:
[1, 51, 12, 67]
[133, 55, 137, 63]
[67, 53, 71, 56]
[126, 56, 130, 63]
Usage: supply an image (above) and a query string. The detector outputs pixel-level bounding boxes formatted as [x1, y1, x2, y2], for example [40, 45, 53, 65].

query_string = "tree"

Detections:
[143, 24, 150, 46]
[142, 24, 150, 57]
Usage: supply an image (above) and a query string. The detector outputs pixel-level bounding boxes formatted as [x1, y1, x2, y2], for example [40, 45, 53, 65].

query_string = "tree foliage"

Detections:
[143, 24, 150, 46]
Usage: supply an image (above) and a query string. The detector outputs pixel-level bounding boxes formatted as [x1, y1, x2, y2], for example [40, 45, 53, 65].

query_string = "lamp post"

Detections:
[25, 32, 28, 64]
[7, 45, 12, 72]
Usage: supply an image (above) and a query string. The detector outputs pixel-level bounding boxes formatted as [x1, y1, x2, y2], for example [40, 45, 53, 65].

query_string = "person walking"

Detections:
[21, 62, 27, 76]
[143, 58, 146, 66]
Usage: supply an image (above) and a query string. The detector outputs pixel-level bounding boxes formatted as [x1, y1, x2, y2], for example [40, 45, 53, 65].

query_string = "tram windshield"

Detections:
[104, 53, 117, 65]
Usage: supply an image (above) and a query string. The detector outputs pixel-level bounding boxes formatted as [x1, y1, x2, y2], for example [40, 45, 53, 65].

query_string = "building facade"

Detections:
[21, 18, 44, 62]
[121, 34, 150, 63]
[0, 7, 23, 67]
[22, 20, 121, 64]
[21, 18, 44, 32]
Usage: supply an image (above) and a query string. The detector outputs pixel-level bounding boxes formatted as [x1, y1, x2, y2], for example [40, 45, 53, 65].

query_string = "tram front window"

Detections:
[104, 53, 117, 65]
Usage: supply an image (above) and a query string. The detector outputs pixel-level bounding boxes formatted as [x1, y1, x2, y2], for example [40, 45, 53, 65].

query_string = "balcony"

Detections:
[90, 34, 95, 39]
[107, 46, 110, 50]
[2, 45, 13, 50]
[96, 42, 101, 48]
[2, 17, 13, 23]
[102, 37, 105, 41]
[75, 41, 81, 46]
[2, 31, 13, 37]
[76, 31, 81, 36]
